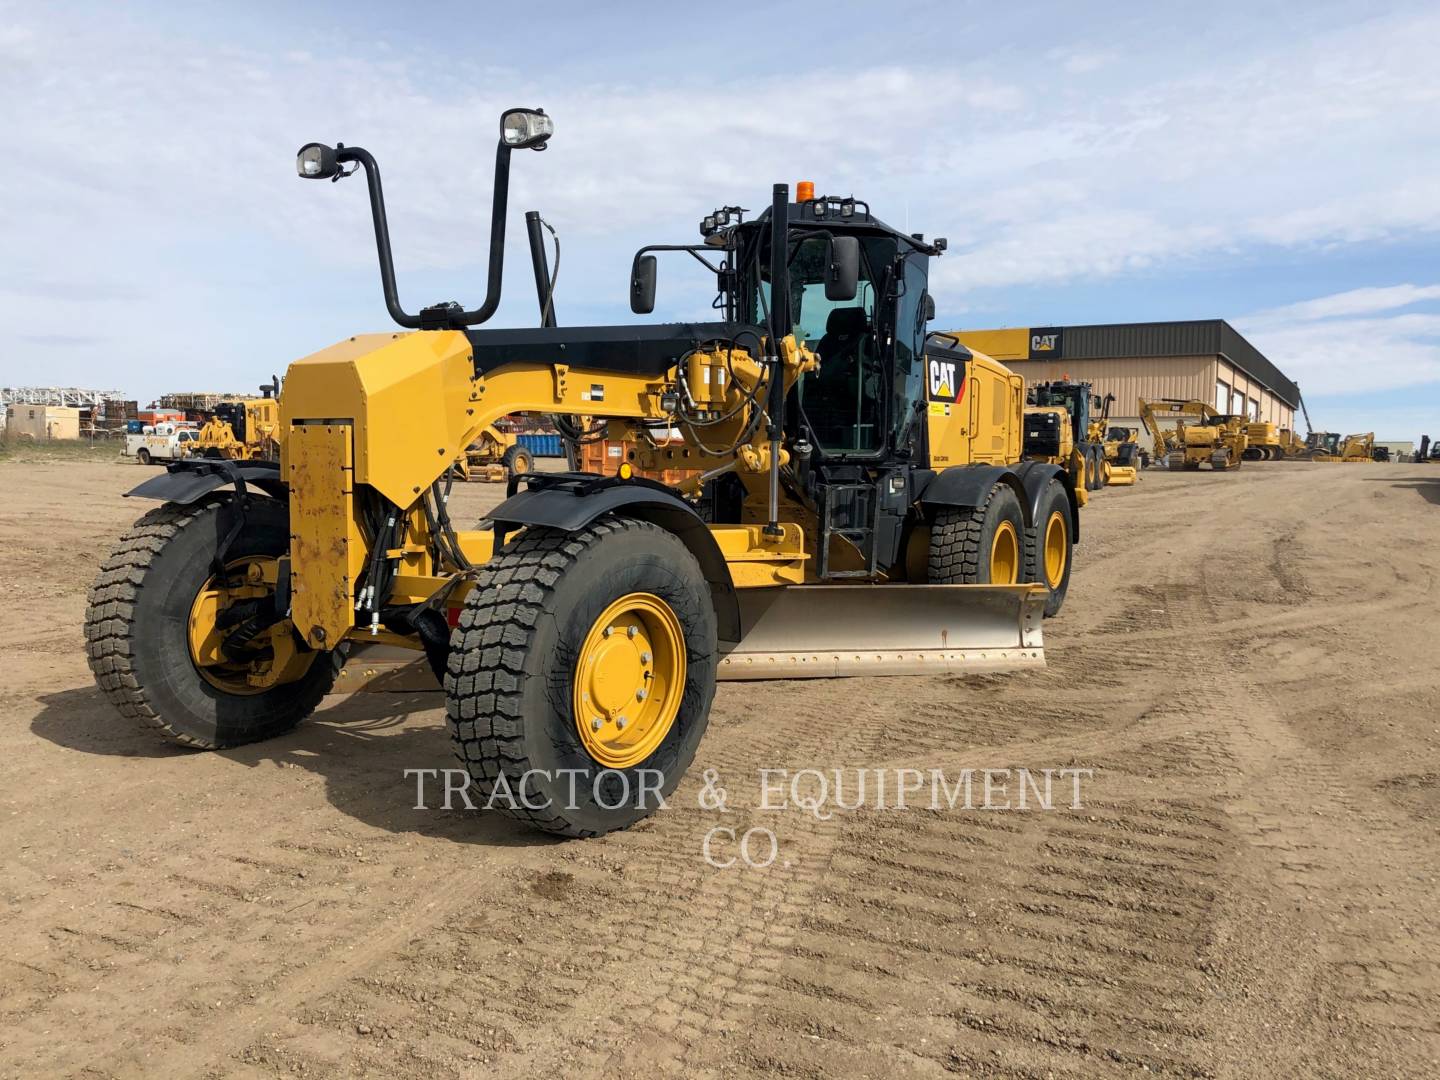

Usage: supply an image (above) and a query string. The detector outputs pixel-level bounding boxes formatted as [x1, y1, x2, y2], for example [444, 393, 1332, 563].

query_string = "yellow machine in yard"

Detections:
[1281, 430, 1374, 461]
[190, 386, 282, 461]
[454, 420, 534, 481]
[1104, 425, 1148, 472]
[84, 110, 1079, 837]
[1327, 432, 1377, 462]
[1021, 380, 1134, 505]
[1242, 421, 1283, 460]
[1138, 398, 1247, 470]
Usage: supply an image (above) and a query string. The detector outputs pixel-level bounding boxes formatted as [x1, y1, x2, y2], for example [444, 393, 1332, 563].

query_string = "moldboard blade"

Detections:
[718, 583, 1045, 680]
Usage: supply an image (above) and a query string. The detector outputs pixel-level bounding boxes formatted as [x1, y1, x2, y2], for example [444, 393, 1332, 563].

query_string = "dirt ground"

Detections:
[1, 453, 1438, 1079]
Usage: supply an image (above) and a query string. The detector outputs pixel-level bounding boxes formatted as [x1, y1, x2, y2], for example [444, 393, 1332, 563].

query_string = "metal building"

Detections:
[949, 320, 1299, 432]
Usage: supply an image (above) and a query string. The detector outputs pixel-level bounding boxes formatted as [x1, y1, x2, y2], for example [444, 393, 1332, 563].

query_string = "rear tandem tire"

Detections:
[84, 497, 342, 749]
[444, 515, 718, 837]
[928, 484, 1026, 585]
[1025, 478, 1074, 618]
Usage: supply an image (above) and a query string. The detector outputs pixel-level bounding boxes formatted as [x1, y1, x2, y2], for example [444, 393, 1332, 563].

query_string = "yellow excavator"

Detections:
[1138, 399, 1247, 470]
[84, 109, 1079, 837]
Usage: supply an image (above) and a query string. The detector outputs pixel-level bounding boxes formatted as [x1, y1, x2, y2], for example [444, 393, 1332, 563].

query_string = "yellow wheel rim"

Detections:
[1043, 511, 1068, 589]
[188, 556, 314, 695]
[989, 521, 1020, 585]
[573, 592, 685, 769]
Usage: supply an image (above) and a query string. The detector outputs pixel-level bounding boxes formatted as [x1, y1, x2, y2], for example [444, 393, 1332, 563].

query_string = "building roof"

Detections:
[1057, 320, 1299, 408]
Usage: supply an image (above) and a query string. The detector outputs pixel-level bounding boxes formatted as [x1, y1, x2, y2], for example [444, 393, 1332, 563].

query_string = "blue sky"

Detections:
[1, 0, 1437, 437]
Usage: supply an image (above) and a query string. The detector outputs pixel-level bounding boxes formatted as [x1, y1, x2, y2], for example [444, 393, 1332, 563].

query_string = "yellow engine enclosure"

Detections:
[924, 350, 1024, 467]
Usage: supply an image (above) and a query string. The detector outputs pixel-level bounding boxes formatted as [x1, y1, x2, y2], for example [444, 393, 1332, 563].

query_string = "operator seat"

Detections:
[807, 307, 871, 448]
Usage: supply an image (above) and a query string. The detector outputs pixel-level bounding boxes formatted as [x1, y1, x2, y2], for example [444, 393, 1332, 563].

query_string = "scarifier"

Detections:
[84, 109, 1079, 836]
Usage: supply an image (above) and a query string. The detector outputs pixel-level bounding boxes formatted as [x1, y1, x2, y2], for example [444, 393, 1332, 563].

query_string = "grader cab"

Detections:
[85, 109, 1078, 837]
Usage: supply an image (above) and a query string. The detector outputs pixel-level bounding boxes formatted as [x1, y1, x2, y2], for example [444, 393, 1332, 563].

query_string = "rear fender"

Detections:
[1012, 460, 1080, 544]
[487, 475, 741, 644]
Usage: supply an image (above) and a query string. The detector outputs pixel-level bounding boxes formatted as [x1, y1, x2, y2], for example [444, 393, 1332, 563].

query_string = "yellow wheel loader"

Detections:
[1139, 399, 1247, 471]
[84, 110, 1078, 837]
[1090, 394, 1139, 486]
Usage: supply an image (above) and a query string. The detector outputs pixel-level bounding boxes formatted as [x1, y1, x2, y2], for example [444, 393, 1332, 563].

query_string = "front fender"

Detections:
[488, 474, 741, 645]
[125, 458, 286, 504]
[916, 464, 1029, 523]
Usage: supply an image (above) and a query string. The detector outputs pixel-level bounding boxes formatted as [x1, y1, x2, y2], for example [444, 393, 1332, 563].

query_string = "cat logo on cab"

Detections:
[928, 357, 963, 404]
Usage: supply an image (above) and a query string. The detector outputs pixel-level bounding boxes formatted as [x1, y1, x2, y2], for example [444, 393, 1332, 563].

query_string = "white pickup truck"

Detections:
[124, 424, 198, 465]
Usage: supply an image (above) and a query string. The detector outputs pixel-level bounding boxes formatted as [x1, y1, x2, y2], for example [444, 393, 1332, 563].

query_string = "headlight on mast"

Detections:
[296, 143, 338, 179]
[500, 108, 554, 150]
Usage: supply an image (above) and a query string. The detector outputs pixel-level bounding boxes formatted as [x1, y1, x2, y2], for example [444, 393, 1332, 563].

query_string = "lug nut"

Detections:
[627, 625, 638, 638]
[640, 651, 652, 664]
[602, 626, 613, 638]
[616, 716, 628, 729]
[591, 717, 602, 731]
[636, 689, 648, 701]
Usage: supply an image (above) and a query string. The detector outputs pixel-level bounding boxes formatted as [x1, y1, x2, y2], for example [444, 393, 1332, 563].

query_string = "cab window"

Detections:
[788, 236, 881, 454]
[892, 253, 928, 450]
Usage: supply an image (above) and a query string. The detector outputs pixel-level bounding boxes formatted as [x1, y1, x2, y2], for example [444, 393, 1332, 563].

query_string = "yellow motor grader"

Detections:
[1021, 380, 1135, 505]
[1138, 399, 1247, 470]
[84, 109, 1079, 837]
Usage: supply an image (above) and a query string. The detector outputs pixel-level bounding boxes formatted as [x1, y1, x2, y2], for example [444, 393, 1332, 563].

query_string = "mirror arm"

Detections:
[629, 243, 726, 275]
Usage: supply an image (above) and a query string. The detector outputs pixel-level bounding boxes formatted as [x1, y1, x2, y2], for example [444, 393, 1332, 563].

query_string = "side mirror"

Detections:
[631, 255, 657, 314]
[826, 236, 859, 301]
[922, 293, 936, 322]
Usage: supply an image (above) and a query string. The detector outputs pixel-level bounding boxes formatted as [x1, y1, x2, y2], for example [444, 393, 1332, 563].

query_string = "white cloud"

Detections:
[2, 3, 1440, 401]
[1235, 286, 1440, 407]
[1245, 284, 1440, 324]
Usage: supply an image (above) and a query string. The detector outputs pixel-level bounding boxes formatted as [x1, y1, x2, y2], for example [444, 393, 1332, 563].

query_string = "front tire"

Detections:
[929, 484, 1026, 585]
[445, 516, 717, 837]
[85, 497, 341, 749]
[136, 448, 151, 465]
